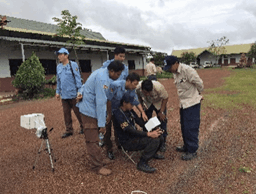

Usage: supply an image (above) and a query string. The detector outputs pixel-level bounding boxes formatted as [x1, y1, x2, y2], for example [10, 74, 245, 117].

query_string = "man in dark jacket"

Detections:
[113, 93, 164, 173]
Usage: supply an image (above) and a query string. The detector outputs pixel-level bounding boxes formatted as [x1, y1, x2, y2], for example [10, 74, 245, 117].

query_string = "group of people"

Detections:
[55, 46, 204, 176]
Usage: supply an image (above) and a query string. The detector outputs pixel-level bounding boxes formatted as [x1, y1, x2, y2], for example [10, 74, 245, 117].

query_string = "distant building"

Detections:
[172, 43, 254, 66]
[0, 16, 150, 92]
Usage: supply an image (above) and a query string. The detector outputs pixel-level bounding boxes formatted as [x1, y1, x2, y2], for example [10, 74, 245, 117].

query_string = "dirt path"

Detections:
[1, 68, 254, 194]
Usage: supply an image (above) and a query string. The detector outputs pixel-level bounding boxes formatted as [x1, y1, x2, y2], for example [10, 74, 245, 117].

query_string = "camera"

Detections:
[151, 126, 164, 132]
[35, 126, 47, 139]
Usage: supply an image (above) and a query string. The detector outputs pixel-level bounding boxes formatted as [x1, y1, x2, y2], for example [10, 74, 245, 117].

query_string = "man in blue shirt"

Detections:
[76, 60, 124, 176]
[104, 72, 148, 160]
[101, 46, 128, 80]
[55, 48, 84, 138]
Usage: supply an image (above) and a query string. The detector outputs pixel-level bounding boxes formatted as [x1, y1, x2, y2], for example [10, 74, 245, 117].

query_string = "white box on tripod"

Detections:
[20, 113, 45, 129]
[145, 116, 161, 132]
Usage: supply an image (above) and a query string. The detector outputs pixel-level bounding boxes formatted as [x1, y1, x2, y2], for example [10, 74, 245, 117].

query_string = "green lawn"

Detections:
[204, 68, 256, 110]
[140, 71, 173, 80]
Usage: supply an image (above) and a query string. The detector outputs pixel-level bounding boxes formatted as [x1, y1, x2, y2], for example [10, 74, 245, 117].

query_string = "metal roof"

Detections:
[172, 43, 253, 58]
[0, 36, 150, 53]
[2, 26, 150, 50]
[6, 16, 105, 41]
[3, 16, 150, 50]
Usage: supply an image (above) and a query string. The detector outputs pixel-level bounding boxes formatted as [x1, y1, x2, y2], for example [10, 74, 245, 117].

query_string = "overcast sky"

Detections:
[2, 0, 256, 54]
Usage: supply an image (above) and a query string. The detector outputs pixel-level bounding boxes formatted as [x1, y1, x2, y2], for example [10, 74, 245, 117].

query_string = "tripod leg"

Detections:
[47, 138, 56, 162]
[33, 140, 44, 170]
[46, 139, 55, 172]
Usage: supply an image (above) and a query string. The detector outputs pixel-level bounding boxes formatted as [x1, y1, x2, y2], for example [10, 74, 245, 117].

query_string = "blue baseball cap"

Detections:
[122, 92, 134, 104]
[56, 48, 69, 55]
[163, 55, 178, 71]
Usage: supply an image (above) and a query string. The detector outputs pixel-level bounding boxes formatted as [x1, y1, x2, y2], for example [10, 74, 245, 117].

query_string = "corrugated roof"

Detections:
[172, 43, 253, 58]
[0, 36, 150, 53]
[2, 26, 150, 49]
[1, 15, 151, 51]
[6, 16, 105, 40]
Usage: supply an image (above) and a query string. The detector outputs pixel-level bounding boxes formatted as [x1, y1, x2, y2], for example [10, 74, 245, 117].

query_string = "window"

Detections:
[40, 60, 57, 75]
[109, 53, 114, 60]
[79, 60, 91, 73]
[218, 58, 222, 64]
[9, 59, 57, 76]
[9, 59, 23, 76]
[230, 58, 236, 64]
[128, 60, 135, 70]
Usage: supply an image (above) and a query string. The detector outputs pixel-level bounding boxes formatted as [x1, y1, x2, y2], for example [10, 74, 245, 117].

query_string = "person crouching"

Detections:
[113, 93, 165, 173]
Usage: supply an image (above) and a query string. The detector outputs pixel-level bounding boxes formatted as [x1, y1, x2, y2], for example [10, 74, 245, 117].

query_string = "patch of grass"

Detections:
[140, 76, 147, 81]
[12, 88, 56, 101]
[238, 166, 251, 173]
[156, 71, 173, 79]
[204, 68, 256, 109]
[140, 71, 173, 80]
[33, 88, 56, 99]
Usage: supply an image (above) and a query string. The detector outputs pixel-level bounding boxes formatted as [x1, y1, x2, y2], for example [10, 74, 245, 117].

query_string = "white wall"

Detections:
[125, 54, 145, 70]
[0, 41, 18, 77]
[75, 51, 108, 71]
[198, 52, 216, 65]
[199, 52, 246, 65]
[0, 56, 10, 77]
[219, 54, 242, 64]
[0, 40, 148, 77]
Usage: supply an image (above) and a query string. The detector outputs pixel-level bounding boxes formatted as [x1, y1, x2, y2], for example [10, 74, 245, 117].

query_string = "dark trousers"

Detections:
[81, 115, 104, 170]
[147, 75, 157, 81]
[144, 104, 167, 138]
[180, 103, 201, 153]
[62, 98, 83, 133]
[122, 136, 163, 161]
[104, 117, 119, 152]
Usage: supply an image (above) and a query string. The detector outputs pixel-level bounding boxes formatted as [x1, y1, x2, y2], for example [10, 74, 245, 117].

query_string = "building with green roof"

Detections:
[172, 43, 254, 66]
[0, 16, 151, 92]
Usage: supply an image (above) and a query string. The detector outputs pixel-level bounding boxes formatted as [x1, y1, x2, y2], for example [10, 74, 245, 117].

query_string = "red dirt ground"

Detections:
[0, 68, 255, 194]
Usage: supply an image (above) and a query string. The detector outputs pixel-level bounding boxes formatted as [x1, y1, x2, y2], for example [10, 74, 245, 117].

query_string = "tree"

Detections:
[180, 52, 197, 65]
[247, 42, 256, 63]
[150, 52, 167, 66]
[52, 10, 85, 75]
[12, 52, 45, 98]
[207, 36, 229, 65]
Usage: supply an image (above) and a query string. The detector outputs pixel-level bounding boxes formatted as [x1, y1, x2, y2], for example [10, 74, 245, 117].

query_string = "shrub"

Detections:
[33, 88, 56, 99]
[46, 75, 57, 85]
[12, 52, 46, 98]
[140, 71, 173, 80]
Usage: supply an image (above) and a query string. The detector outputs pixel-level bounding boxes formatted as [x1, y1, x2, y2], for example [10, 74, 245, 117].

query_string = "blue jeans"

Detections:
[144, 104, 167, 138]
[147, 75, 157, 81]
[180, 103, 201, 153]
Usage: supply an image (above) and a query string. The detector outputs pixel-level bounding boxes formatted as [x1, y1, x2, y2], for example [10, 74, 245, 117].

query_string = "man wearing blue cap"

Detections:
[104, 72, 148, 160]
[101, 46, 128, 80]
[163, 55, 204, 160]
[76, 60, 124, 176]
[113, 93, 164, 173]
[55, 48, 84, 138]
